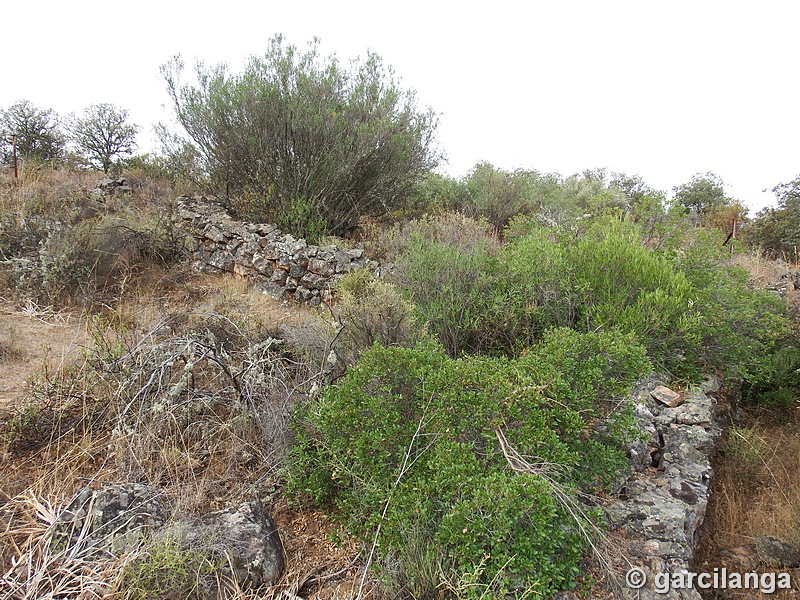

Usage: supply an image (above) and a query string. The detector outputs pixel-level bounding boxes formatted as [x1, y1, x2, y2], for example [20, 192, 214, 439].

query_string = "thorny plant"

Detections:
[88, 313, 320, 494]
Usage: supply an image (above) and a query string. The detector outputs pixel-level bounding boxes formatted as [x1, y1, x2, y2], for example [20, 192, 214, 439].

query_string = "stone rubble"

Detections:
[600, 374, 722, 600]
[175, 196, 378, 305]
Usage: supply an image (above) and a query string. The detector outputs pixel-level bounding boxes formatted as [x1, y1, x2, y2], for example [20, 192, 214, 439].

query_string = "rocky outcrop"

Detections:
[601, 375, 722, 600]
[176, 196, 378, 305]
[89, 176, 133, 199]
[54, 484, 284, 596]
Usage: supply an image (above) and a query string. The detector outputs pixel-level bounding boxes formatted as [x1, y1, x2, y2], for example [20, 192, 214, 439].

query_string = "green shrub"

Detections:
[399, 237, 501, 356]
[287, 328, 650, 598]
[568, 219, 702, 371]
[743, 345, 800, 412]
[366, 211, 498, 263]
[655, 227, 792, 381]
[494, 227, 578, 349]
[122, 535, 221, 600]
[332, 270, 429, 366]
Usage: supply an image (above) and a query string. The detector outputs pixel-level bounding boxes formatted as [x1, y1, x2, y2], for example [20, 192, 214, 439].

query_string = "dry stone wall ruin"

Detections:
[176, 196, 377, 305]
[599, 374, 722, 600]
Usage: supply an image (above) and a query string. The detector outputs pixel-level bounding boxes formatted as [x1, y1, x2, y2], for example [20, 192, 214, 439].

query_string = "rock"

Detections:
[651, 385, 683, 407]
[755, 536, 800, 568]
[699, 374, 721, 393]
[175, 196, 380, 305]
[161, 500, 284, 591]
[307, 258, 336, 277]
[54, 483, 169, 555]
[719, 545, 759, 571]
[601, 377, 721, 599]
[95, 177, 133, 196]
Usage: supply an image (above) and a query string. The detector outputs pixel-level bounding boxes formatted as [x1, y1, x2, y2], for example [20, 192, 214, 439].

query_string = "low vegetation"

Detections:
[1, 35, 799, 600]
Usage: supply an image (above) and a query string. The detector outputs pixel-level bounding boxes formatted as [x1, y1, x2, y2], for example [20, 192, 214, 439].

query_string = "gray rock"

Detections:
[162, 500, 284, 590]
[601, 377, 721, 599]
[755, 536, 800, 568]
[54, 483, 169, 554]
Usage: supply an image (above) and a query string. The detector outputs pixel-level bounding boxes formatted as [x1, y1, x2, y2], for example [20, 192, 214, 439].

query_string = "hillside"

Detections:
[0, 166, 799, 600]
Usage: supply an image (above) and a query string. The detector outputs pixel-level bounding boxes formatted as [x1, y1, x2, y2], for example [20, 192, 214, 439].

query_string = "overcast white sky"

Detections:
[3, 0, 798, 213]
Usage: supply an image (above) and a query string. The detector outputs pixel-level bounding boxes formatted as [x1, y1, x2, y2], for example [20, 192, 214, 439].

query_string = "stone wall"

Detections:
[176, 197, 377, 305]
[599, 374, 722, 600]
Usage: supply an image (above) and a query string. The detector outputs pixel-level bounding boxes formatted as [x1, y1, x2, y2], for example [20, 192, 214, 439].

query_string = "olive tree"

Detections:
[162, 35, 440, 238]
[69, 103, 139, 173]
[0, 99, 65, 164]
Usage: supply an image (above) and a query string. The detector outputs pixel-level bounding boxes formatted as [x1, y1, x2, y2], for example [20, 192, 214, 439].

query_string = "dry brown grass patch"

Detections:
[696, 416, 800, 599]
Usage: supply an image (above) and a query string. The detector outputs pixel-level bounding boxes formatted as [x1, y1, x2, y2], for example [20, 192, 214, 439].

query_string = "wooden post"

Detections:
[12, 134, 18, 186]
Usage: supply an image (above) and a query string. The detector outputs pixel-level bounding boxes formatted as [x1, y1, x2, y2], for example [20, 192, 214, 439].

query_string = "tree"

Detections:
[672, 172, 731, 216]
[162, 35, 440, 238]
[744, 175, 800, 260]
[0, 99, 65, 164]
[672, 172, 746, 234]
[69, 103, 139, 173]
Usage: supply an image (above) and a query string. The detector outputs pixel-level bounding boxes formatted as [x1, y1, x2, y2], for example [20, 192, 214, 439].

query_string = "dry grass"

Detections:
[0, 166, 380, 599]
[730, 252, 798, 288]
[0, 261, 373, 599]
[695, 416, 800, 599]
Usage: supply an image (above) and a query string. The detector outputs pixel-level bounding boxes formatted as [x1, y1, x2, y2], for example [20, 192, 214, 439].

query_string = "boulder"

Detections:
[161, 500, 284, 590]
[54, 483, 169, 554]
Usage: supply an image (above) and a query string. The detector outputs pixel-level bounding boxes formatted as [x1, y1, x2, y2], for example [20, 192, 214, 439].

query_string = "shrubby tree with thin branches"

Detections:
[69, 103, 139, 174]
[162, 35, 440, 238]
[0, 99, 65, 164]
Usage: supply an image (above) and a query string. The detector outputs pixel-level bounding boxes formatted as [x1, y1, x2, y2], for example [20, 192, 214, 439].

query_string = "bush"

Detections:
[656, 227, 792, 381]
[122, 535, 221, 600]
[569, 218, 701, 370]
[364, 211, 498, 263]
[287, 329, 650, 598]
[163, 35, 439, 238]
[331, 270, 429, 366]
[398, 237, 501, 356]
[494, 227, 578, 348]
[743, 345, 800, 412]
[743, 175, 800, 262]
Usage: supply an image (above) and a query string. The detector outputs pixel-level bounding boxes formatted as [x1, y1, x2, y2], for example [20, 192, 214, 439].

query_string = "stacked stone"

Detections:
[600, 375, 722, 600]
[176, 196, 377, 305]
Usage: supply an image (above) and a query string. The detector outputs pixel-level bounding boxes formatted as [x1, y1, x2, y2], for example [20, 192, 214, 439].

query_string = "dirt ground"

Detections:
[0, 299, 88, 409]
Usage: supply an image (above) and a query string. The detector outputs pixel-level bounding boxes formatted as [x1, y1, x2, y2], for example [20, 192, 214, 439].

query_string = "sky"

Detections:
[3, 0, 799, 213]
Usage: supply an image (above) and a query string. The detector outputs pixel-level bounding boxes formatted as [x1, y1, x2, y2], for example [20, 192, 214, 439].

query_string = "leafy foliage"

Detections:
[672, 172, 731, 217]
[744, 175, 800, 262]
[331, 270, 429, 366]
[162, 35, 439, 238]
[399, 216, 791, 380]
[122, 535, 221, 600]
[0, 99, 65, 164]
[68, 103, 139, 174]
[399, 235, 500, 356]
[287, 329, 650, 598]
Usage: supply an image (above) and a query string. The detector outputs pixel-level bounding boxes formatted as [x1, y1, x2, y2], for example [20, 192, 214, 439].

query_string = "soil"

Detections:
[0, 300, 88, 409]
